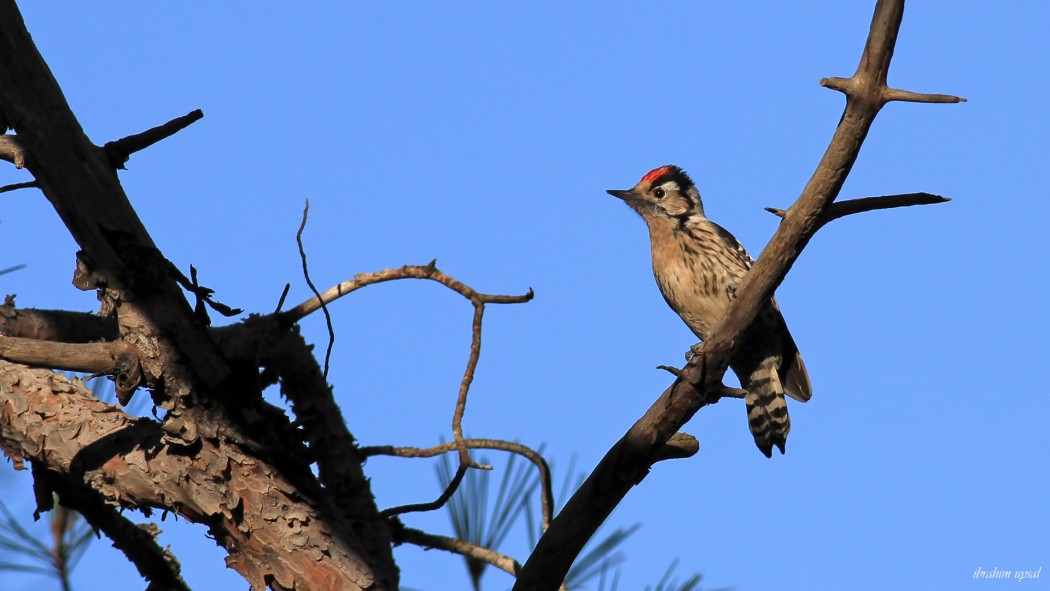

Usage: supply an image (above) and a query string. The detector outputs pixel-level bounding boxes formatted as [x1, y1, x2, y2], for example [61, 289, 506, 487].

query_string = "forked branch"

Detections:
[513, 1, 963, 588]
[286, 261, 533, 511]
[363, 438, 555, 532]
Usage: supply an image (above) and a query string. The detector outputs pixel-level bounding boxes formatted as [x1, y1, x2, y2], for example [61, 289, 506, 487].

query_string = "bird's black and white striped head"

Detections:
[607, 165, 706, 221]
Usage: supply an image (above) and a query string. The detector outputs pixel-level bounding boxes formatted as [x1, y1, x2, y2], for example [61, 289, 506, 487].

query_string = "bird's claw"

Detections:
[685, 343, 704, 362]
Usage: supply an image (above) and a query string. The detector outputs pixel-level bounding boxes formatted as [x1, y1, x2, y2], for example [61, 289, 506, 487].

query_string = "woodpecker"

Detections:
[608, 165, 812, 457]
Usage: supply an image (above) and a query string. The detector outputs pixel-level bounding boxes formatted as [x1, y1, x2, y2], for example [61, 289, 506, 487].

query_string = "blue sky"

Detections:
[2, 2, 1048, 590]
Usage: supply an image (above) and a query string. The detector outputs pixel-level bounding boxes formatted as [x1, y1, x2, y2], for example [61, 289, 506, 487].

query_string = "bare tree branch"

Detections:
[379, 464, 469, 518]
[294, 200, 336, 378]
[282, 261, 533, 323]
[395, 526, 522, 578]
[362, 438, 555, 533]
[513, 1, 963, 588]
[765, 192, 950, 229]
[0, 180, 35, 193]
[822, 78, 966, 104]
[283, 261, 533, 507]
[102, 110, 203, 170]
[453, 304, 489, 470]
[0, 335, 124, 373]
[0, 134, 26, 168]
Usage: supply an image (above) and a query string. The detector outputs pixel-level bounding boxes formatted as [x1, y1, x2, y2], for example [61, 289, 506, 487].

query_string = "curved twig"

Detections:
[295, 200, 335, 378]
[453, 304, 488, 470]
[362, 438, 555, 533]
[282, 261, 533, 323]
[285, 261, 533, 499]
[0, 180, 36, 193]
[379, 463, 468, 518]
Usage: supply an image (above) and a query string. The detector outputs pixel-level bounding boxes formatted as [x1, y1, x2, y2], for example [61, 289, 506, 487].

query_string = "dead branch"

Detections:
[295, 199, 336, 378]
[283, 261, 533, 506]
[654, 432, 700, 462]
[765, 192, 950, 230]
[379, 463, 468, 518]
[362, 438, 555, 532]
[513, 1, 963, 588]
[0, 3, 231, 397]
[0, 334, 124, 373]
[0, 299, 120, 343]
[822, 78, 966, 105]
[282, 261, 533, 323]
[102, 109, 203, 169]
[0, 3, 400, 583]
[395, 526, 522, 578]
[0, 180, 35, 193]
[0, 134, 26, 168]
[453, 304, 489, 470]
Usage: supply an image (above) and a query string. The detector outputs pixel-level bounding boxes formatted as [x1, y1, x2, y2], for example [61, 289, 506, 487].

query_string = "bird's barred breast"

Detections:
[647, 217, 749, 341]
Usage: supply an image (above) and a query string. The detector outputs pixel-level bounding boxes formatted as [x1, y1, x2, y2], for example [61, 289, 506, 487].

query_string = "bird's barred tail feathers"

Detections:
[744, 362, 791, 458]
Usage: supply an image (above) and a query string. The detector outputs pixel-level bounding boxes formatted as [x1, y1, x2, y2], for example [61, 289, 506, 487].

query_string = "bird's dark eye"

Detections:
[653, 188, 665, 199]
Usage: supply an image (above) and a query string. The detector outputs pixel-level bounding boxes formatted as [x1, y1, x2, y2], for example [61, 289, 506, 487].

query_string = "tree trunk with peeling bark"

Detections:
[0, 1, 960, 590]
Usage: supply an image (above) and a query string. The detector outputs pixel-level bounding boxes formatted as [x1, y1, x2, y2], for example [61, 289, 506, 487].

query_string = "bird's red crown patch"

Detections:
[641, 165, 674, 185]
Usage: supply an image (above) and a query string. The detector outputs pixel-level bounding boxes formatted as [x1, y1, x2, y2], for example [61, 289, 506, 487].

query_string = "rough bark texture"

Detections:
[0, 1, 398, 588]
[0, 364, 384, 590]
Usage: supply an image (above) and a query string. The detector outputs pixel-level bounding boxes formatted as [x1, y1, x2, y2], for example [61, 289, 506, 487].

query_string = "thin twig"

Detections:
[282, 260, 533, 323]
[453, 304, 488, 470]
[283, 261, 533, 489]
[880, 87, 966, 104]
[379, 463, 468, 518]
[396, 526, 522, 578]
[102, 110, 203, 169]
[295, 200, 335, 379]
[656, 365, 681, 377]
[273, 283, 291, 314]
[362, 438, 555, 533]
[765, 192, 950, 230]
[0, 180, 36, 193]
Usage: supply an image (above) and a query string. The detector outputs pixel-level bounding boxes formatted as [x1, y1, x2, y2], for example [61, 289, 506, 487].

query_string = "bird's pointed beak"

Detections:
[606, 189, 637, 201]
